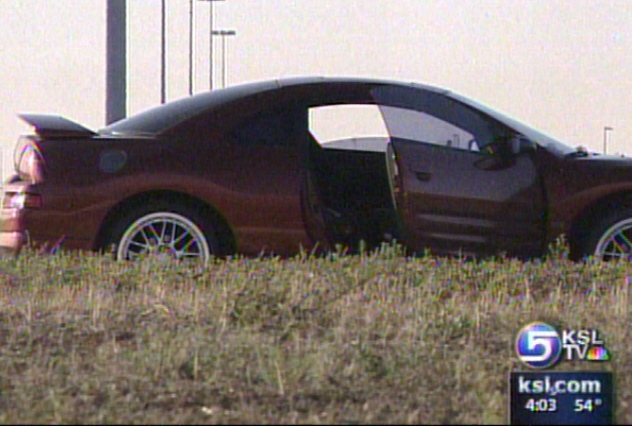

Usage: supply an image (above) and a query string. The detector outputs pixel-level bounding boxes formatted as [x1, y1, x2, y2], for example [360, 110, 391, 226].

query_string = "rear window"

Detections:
[101, 96, 214, 136]
[100, 80, 276, 136]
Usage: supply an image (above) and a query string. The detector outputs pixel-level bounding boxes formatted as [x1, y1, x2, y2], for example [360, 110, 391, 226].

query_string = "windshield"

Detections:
[448, 92, 576, 156]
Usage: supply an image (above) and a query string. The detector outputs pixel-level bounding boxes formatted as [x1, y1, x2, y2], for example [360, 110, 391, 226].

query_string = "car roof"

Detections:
[276, 76, 447, 92]
[100, 76, 450, 136]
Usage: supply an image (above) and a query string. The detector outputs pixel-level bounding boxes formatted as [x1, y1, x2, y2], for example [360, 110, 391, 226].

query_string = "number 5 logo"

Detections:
[516, 322, 562, 369]
[521, 330, 558, 362]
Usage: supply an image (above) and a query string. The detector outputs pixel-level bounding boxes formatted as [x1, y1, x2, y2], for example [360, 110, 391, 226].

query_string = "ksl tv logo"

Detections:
[515, 322, 611, 369]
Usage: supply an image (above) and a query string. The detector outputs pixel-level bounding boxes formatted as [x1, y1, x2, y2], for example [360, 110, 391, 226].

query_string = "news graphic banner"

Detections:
[510, 322, 615, 425]
[510, 371, 613, 425]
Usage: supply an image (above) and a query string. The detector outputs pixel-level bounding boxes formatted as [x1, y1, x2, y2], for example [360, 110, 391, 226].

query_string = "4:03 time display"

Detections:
[525, 398, 558, 412]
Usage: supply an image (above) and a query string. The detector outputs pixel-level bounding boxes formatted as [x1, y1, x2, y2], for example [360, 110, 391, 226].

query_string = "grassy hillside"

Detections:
[0, 245, 629, 424]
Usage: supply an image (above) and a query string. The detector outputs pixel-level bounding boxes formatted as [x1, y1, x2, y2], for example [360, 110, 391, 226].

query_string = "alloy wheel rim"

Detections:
[117, 212, 210, 261]
[594, 218, 632, 260]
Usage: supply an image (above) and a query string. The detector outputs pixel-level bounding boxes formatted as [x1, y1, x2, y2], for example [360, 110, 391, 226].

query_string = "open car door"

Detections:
[375, 85, 546, 258]
[389, 138, 545, 258]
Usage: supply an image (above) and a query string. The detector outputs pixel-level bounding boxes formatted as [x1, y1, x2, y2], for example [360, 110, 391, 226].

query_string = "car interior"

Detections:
[305, 133, 402, 251]
[232, 101, 403, 251]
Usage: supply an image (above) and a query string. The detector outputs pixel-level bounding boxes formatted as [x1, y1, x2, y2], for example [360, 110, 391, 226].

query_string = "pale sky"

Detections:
[2, 0, 632, 182]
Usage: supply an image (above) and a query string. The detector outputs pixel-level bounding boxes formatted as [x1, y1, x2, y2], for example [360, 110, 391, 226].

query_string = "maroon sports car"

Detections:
[1, 77, 631, 261]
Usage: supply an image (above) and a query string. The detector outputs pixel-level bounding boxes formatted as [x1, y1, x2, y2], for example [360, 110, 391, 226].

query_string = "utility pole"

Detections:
[106, 0, 127, 124]
[161, 0, 167, 103]
[188, 0, 195, 95]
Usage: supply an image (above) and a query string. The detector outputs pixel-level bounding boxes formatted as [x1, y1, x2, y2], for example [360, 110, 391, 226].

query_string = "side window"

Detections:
[377, 106, 477, 151]
[233, 108, 301, 147]
[371, 85, 510, 152]
[308, 104, 389, 152]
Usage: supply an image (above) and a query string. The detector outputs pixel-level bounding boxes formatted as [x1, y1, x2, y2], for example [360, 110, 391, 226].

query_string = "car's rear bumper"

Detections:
[1, 181, 97, 255]
[0, 231, 26, 256]
[0, 230, 93, 256]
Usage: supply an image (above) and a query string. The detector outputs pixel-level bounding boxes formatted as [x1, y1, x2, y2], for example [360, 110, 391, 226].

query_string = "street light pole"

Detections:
[198, 0, 226, 91]
[161, 0, 167, 103]
[604, 126, 613, 154]
[188, 0, 194, 96]
[212, 29, 236, 89]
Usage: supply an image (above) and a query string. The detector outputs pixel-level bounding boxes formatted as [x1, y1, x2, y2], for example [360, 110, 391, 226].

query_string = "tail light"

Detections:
[14, 136, 45, 183]
[2, 190, 42, 210]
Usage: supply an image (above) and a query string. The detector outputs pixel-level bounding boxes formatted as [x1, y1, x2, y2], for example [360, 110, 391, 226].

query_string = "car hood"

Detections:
[563, 151, 632, 186]
[569, 152, 632, 166]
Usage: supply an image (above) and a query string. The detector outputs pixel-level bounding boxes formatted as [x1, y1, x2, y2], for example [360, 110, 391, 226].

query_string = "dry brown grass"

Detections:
[0, 244, 629, 424]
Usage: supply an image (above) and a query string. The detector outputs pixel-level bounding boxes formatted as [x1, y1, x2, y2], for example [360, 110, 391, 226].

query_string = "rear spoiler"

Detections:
[19, 114, 97, 138]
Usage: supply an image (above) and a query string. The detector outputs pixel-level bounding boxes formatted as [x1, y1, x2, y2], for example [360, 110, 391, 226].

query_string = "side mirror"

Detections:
[476, 139, 515, 170]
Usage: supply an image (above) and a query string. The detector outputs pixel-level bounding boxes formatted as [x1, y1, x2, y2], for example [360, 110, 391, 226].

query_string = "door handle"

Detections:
[415, 171, 432, 182]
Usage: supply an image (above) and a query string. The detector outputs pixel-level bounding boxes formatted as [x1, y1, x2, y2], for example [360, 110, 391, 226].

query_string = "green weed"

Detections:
[0, 246, 629, 424]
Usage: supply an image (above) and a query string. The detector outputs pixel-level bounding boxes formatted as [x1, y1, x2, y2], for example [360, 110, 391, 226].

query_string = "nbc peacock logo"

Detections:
[586, 345, 610, 362]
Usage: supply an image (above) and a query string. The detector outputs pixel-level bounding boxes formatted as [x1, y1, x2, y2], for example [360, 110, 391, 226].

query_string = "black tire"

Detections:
[579, 207, 632, 261]
[104, 200, 219, 262]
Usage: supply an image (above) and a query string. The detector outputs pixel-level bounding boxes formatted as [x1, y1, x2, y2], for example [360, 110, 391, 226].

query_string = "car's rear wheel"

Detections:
[582, 208, 632, 261]
[106, 201, 218, 262]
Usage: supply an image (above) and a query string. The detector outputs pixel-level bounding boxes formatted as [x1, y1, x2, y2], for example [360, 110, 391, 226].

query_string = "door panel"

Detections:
[216, 106, 315, 255]
[391, 139, 545, 257]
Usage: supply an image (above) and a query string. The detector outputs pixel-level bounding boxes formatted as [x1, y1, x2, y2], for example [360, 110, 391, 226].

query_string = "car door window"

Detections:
[377, 106, 477, 151]
[371, 85, 511, 153]
[308, 104, 389, 152]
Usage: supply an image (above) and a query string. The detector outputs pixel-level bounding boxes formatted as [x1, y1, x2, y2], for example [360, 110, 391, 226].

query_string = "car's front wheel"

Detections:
[582, 208, 632, 261]
[106, 201, 218, 262]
